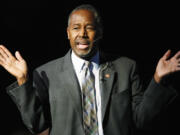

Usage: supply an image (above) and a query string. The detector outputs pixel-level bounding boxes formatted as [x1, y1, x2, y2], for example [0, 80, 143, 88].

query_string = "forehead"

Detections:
[69, 9, 95, 25]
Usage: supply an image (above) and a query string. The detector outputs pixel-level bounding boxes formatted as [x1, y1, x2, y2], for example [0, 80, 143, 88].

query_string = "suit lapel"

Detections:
[99, 54, 116, 121]
[60, 50, 83, 124]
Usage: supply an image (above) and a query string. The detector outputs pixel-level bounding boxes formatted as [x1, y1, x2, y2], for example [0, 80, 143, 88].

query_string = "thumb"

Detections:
[162, 49, 171, 60]
[15, 51, 24, 61]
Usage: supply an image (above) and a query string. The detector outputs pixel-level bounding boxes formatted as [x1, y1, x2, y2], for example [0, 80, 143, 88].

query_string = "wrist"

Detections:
[16, 74, 28, 86]
[154, 72, 162, 83]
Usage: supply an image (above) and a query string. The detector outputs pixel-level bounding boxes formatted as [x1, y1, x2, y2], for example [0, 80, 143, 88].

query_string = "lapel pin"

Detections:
[105, 74, 110, 78]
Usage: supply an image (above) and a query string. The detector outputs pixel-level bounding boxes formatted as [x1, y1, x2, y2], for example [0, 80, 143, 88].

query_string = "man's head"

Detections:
[67, 4, 103, 60]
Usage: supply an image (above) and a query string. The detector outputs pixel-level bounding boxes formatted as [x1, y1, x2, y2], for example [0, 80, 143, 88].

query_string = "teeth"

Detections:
[77, 44, 89, 49]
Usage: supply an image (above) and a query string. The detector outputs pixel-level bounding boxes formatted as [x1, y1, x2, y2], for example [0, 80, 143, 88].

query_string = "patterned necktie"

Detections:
[81, 61, 99, 135]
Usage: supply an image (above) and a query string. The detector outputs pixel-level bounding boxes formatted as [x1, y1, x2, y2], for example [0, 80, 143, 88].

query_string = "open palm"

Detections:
[0, 45, 28, 83]
[155, 50, 180, 82]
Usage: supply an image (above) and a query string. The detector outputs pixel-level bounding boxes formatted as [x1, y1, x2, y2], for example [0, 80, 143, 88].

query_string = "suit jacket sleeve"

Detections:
[131, 61, 178, 130]
[6, 70, 50, 134]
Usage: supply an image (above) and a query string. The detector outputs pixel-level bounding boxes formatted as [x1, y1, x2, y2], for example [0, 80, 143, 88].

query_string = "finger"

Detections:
[0, 54, 6, 64]
[173, 51, 180, 59]
[0, 47, 9, 60]
[0, 45, 13, 58]
[15, 51, 24, 61]
[162, 49, 171, 60]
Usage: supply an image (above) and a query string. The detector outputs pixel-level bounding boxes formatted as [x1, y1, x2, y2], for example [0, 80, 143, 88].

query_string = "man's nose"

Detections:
[79, 28, 88, 38]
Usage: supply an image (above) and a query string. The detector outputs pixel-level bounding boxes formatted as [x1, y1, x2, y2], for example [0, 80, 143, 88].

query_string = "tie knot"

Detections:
[82, 61, 91, 74]
[84, 61, 90, 68]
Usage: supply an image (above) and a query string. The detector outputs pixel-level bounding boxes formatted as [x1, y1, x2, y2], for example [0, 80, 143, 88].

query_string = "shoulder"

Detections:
[113, 56, 135, 64]
[112, 56, 137, 74]
[35, 56, 65, 73]
[101, 51, 136, 67]
[100, 51, 138, 75]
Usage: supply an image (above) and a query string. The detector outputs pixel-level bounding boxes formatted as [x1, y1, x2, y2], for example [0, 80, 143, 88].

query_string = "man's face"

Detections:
[67, 9, 99, 59]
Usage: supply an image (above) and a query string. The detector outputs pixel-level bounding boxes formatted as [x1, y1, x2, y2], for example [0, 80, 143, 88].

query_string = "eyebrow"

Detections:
[86, 23, 95, 26]
[72, 24, 80, 26]
[70, 23, 95, 28]
[72, 23, 95, 26]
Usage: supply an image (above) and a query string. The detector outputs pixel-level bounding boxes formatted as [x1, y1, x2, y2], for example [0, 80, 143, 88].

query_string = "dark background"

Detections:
[0, 0, 179, 135]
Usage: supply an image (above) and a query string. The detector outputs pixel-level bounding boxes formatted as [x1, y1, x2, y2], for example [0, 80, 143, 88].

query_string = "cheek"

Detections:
[69, 33, 78, 41]
[70, 39, 75, 47]
[89, 32, 97, 41]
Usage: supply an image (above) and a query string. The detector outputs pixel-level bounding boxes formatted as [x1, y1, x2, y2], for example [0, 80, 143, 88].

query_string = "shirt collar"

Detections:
[71, 50, 99, 73]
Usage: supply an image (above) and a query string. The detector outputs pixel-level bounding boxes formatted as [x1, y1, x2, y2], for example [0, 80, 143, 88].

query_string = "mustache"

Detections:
[75, 39, 90, 45]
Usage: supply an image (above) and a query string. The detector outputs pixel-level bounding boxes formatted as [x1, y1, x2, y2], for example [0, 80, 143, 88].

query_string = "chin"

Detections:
[73, 46, 98, 60]
[77, 52, 91, 59]
[73, 51, 89, 59]
[78, 50, 97, 60]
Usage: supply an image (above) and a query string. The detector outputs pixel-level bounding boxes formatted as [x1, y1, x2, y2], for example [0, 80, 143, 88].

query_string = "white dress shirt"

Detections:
[71, 51, 104, 135]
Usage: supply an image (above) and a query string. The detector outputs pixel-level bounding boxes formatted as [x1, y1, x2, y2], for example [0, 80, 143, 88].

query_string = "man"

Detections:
[0, 4, 180, 135]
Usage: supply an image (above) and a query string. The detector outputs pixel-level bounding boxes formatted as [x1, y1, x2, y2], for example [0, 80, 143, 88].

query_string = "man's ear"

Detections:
[67, 27, 70, 39]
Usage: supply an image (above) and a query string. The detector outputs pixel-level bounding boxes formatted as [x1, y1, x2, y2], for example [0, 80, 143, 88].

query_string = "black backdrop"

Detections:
[0, 0, 179, 135]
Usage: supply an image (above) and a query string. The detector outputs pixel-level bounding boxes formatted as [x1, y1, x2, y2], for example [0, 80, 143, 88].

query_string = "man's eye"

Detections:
[73, 27, 79, 30]
[87, 27, 95, 30]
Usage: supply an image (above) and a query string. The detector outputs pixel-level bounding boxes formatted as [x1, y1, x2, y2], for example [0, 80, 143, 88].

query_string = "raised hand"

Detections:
[154, 50, 180, 83]
[0, 45, 28, 85]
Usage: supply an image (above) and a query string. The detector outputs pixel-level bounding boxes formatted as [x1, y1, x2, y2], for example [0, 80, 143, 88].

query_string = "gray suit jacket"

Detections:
[6, 50, 177, 135]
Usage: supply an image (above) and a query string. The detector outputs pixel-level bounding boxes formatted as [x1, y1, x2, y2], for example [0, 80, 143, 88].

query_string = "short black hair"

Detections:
[68, 4, 103, 36]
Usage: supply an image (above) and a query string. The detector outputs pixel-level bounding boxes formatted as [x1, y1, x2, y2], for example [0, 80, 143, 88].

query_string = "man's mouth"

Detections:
[77, 43, 89, 49]
[76, 40, 90, 50]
